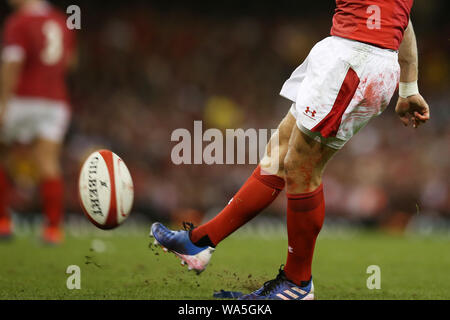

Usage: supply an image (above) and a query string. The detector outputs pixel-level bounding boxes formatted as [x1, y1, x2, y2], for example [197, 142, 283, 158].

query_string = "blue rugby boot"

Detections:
[239, 266, 314, 300]
[150, 222, 215, 274]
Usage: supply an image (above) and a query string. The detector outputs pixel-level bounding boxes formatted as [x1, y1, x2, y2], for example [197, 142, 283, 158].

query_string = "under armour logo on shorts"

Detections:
[304, 106, 316, 118]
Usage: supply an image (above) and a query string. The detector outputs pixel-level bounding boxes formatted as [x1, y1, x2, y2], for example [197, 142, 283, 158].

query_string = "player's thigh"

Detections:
[284, 124, 337, 192]
[260, 110, 296, 175]
[32, 138, 62, 178]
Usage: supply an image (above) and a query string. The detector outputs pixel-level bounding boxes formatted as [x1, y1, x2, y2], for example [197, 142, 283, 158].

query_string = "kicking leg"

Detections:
[189, 111, 295, 247]
[150, 111, 296, 272]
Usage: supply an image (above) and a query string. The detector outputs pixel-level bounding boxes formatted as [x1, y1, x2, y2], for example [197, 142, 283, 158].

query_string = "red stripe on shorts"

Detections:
[311, 67, 360, 138]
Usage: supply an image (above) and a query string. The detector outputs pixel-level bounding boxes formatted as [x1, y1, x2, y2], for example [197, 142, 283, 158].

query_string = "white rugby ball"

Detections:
[78, 149, 134, 230]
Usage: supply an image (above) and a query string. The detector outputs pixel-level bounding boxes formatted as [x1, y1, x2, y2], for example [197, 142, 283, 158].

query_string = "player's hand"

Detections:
[395, 94, 430, 128]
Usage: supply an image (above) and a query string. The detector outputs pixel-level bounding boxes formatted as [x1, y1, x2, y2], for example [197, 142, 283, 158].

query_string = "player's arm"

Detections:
[395, 20, 430, 128]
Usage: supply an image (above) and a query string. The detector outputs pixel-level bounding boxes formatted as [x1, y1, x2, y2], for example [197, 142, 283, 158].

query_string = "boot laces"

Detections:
[182, 221, 196, 231]
[260, 265, 287, 296]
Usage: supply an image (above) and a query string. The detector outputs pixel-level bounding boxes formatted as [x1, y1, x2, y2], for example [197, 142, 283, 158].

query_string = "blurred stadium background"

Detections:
[0, 0, 449, 234]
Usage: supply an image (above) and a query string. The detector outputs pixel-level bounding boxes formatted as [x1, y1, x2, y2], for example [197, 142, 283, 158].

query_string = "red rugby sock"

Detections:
[41, 178, 64, 227]
[190, 166, 285, 246]
[0, 168, 10, 220]
[284, 184, 325, 286]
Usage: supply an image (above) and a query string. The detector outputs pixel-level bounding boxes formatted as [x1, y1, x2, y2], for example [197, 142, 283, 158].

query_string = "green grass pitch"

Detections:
[1, 227, 450, 299]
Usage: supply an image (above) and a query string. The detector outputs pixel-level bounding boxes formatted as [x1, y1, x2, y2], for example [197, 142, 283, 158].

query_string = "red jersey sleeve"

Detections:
[3, 16, 29, 55]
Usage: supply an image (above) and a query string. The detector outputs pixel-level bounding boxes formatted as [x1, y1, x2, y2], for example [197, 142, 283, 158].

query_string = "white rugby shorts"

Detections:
[280, 36, 400, 149]
[1, 97, 70, 144]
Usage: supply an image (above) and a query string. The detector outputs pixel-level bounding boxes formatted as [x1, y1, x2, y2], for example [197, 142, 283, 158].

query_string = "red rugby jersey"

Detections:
[331, 0, 413, 51]
[2, 2, 76, 103]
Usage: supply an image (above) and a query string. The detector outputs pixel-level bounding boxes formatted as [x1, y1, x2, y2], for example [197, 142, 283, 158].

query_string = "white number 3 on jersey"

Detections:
[366, 5, 381, 30]
[41, 20, 63, 65]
